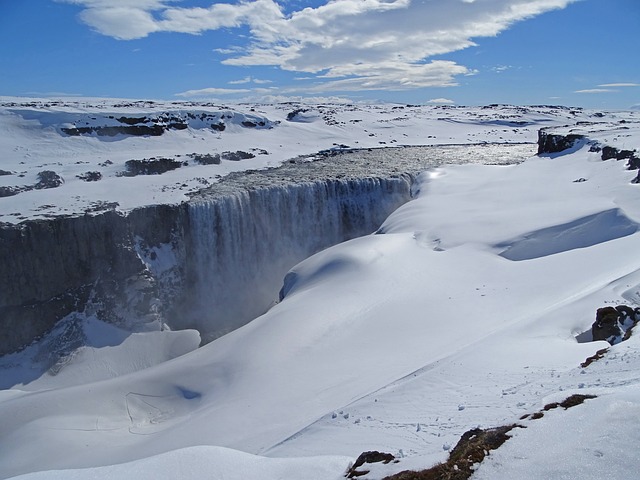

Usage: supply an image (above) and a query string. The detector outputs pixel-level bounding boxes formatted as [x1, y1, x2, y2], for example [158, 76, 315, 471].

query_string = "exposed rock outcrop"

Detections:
[591, 305, 639, 345]
[35, 170, 64, 189]
[58, 111, 273, 137]
[537, 130, 585, 154]
[122, 158, 185, 176]
[346, 451, 397, 478]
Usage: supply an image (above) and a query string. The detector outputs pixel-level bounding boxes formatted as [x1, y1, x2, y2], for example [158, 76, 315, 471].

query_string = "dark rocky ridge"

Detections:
[537, 129, 585, 154]
[0, 144, 532, 355]
[58, 111, 272, 137]
[537, 126, 639, 180]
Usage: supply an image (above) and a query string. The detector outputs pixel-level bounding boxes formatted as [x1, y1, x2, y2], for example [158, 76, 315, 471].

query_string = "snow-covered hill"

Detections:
[1, 100, 640, 479]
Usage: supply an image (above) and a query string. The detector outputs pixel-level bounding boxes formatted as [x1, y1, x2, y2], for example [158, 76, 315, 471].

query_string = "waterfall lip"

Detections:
[188, 143, 534, 203]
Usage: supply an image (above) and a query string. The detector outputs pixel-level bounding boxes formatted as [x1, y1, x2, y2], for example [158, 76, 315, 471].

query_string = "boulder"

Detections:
[35, 170, 64, 189]
[591, 305, 639, 344]
[537, 130, 585, 154]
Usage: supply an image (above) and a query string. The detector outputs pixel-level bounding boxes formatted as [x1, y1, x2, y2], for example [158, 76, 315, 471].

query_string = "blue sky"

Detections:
[0, 0, 638, 107]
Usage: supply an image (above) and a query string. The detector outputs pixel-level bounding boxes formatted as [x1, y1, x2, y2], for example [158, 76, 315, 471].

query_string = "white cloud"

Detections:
[63, 0, 578, 91]
[302, 61, 474, 92]
[229, 76, 273, 85]
[492, 65, 512, 73]
[428, 98, 456, 104]
[598, 83, 639, 88]
[175, 87, 252, 97]
[574, 88, 616, 94]
[228, 76, 252, 85]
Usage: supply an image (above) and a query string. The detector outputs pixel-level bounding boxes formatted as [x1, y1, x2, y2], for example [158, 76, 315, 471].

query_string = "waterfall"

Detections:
[170, 175, 414, 341]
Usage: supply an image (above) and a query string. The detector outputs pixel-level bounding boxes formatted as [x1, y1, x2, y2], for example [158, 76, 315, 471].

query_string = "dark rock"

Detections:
[537, 130, 585, 154]
[602, 146, 636, 161]
[615, 304, 637, 320]
[383, 425, 518, 480]
[591, 305, 639, 344]
[0, 205, 183, 355]
[116, 116, 148, 125]
[211, 122, 226, 131]
[626, 155, 640, 170]
[592, 306, 623, 343]
[581, 348, 609, 368]
[347, 451, 396, 478]
[221, 150, 255, 161]
[35, 170, 64, 189]
[0, 169, 12, 176]
[189, 153, 221, 165]
[287, 108, 309, 121]
[123, 158, 183, 176]
[62, 125, 165, 137]
[0, 186, 26, 197]
[76, 171, 102, 182]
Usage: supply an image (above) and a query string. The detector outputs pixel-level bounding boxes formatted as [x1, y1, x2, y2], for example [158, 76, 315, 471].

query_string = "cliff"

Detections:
[0, 174, 413, 354]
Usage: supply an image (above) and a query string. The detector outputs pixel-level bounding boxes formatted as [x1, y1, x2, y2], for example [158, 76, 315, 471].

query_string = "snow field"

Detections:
[1, 102, 640, 479]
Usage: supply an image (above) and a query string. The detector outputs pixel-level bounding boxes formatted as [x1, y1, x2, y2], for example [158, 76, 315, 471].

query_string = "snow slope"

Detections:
[1, 102, 640, 479]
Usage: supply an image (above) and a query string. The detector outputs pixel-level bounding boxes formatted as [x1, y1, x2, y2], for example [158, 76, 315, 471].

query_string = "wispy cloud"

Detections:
[175, 87, 252, 97]
[229, 76, 273, 85]
[428, 98, 455, 104]
[574, 88, 616, 94]
[492, 65, 512, 73]
[598, 83, 639, 88]
[63, 0, 578, 92]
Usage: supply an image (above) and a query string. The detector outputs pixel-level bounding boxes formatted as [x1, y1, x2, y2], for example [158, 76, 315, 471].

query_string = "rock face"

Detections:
[591, 305, 639, 345]
[57, 110, 274, 137]
[0, 176, 414, 355]
[537, 130, 585, 154]
[0, 205, 181, 355]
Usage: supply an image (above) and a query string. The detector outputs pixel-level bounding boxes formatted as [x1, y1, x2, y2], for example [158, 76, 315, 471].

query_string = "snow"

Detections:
[2, 99, 640, 479]
[0, 98, 624, 223]
[7, 446, 351, 480]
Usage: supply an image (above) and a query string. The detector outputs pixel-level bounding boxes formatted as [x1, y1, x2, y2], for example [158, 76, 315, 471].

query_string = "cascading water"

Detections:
[172, 176, 414, 341]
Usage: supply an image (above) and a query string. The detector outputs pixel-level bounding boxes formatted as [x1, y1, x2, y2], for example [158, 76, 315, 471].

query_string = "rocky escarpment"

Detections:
[537, 129, 585, 154]
[0, 205, 182, 355]
[7, 108, 275, 138]
[0, 175, 414, 355]
[538, 127, 638, 158]
[0, 144, 531, 355]
[538, 127, 639, 178]
[58, 111, 273, 137]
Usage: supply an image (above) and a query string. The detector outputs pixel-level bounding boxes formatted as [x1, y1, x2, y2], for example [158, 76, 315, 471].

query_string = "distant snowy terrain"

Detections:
[1, 100, 640, 479]
[0, 98, 616, 222]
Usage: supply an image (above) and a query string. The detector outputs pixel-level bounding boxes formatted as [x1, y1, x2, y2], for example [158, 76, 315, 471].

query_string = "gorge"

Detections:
[0, 143, 532, 355]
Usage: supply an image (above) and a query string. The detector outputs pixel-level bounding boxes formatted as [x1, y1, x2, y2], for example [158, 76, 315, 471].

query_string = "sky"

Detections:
[0, 0, 638, 108]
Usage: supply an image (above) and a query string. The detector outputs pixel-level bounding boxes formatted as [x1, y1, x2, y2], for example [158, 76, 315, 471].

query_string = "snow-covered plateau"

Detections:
[1, 99, 640, 479]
